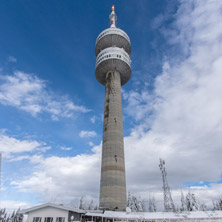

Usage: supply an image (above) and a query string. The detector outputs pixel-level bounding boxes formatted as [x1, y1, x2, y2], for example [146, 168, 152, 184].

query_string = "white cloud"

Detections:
[123, 0, 222, 194]
[0, 132, 51, 160]
[11, 145, 101, 203]
[1, 200, 31, 213]
[8, 56, 17, 63]
[90, 115, 96, 124]
[29, 154, 44, 164]
[36, 146, 51, 153]
[60, 146, 72, 151]
[7, 155, 31, 162]
[0, 134, 41, 155]
[0, 71, 90, 119]
[79, 130, 97, 138]
[123, 90, 154, 122]
[88, 141, 94, 146]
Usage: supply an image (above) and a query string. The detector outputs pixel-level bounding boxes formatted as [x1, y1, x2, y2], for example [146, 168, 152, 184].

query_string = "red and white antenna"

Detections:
[109, 5, 117, 28]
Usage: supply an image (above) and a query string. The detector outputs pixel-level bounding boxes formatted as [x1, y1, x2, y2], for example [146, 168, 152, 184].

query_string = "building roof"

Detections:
[21, 203, 85, 214]
[85, 210, 222, 220]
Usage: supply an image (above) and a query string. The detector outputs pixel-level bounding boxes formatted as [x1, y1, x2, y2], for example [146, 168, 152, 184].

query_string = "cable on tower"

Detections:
[159, 158, 176, 212]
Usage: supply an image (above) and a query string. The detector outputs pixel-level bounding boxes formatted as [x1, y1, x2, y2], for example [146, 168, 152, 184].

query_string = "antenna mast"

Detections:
[159, 158, 176, 212]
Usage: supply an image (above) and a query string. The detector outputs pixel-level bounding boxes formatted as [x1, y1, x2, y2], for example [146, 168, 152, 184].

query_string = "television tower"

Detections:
[95, 6, 131, 211]
[159, 158, 176, 212]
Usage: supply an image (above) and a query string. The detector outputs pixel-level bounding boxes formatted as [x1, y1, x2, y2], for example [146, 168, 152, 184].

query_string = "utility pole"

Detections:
[159, 158, 176, 212]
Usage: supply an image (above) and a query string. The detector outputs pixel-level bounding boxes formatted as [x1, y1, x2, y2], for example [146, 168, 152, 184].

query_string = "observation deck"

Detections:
[95, 7, 131, 86]
[95, 28, 131, 56]
[95, 47, 131, 86]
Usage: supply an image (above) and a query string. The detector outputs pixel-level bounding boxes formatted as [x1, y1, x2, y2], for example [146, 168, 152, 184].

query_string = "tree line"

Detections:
[127, 191, 222, 212]
[0, 208, 23, 222]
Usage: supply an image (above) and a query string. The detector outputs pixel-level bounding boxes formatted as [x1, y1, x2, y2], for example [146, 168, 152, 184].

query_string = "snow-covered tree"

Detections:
[148, 196, 156, 212]
[185, 192, 199, 211]
[0, 208, 23, 222]
[213, 196, 222, 210]
[199, 201, 207, 211]
[180, 191, 186, 211]
[180, 191, 208, 212]
[140, 199, 146, 212]
[0, 208, 7, 222]
[88, 199, 94, 210]
[127, 192, 146, 212]
[127, 192, 134, 210]
[79, 196, 85, 210]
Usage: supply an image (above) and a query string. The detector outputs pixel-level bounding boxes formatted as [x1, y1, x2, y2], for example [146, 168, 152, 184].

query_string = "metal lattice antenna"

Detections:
[159, 158, 176, 212]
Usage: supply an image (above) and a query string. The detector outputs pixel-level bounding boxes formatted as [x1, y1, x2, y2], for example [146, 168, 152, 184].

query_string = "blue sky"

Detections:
[1, 0, 222, 211]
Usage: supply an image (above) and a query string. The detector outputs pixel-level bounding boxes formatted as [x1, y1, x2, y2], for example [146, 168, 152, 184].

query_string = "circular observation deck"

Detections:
[95, 47, 131, 86]
[95, 28, 131, 56]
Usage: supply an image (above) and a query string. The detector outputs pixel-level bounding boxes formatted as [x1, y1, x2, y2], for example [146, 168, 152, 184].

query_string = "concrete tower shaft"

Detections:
[95, 6, 131, 211]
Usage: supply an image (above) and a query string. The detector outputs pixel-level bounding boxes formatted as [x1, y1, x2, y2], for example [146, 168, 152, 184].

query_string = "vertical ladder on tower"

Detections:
[159, 158, 176, 212]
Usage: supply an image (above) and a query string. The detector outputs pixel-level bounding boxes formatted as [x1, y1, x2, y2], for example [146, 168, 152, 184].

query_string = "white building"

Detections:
[21, 203, 222, 222]
[21, 203, 86, 222]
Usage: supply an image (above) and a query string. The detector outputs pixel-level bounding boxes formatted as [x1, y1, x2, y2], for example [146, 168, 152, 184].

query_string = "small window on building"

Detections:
[56, 218, 65, 222]
[33, 217, 42, 222]
[44, 217, 53, 222]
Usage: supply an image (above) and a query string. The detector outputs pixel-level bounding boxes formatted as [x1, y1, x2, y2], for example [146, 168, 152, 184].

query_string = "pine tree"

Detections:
[88, 200, 94, 210]
[148, 196, 156, 212]
[199, 201, 207, 211]
[186, 192, 199, 211]
[213, 196, 222, 210]
[180, 191, 186, 211]
[127, 192, 146, 212]
[141, 199, 146, 212]
[127, 192, 136, 211]
[79, 196, 85, 209]
[127, 192, 132, 208]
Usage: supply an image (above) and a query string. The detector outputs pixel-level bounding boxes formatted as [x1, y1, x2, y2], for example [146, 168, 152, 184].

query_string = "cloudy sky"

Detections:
[1, 0, 222, 211]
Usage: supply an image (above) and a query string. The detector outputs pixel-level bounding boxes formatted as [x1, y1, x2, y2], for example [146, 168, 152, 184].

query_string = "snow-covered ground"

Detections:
[85, 210, 222, 221]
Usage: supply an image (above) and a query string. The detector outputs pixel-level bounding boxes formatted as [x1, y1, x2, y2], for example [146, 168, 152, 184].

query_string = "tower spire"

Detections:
[109, 5, 117, 28]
